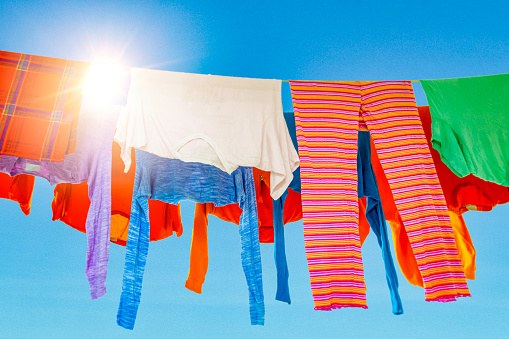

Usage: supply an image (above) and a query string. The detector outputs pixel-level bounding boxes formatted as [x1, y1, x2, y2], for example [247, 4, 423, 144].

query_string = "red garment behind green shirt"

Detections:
[418, 105, 509, 214]
[373, 106, 509, 287]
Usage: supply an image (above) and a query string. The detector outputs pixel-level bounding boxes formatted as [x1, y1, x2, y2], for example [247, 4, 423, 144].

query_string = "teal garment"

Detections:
[273, 191, 291, 304]
[271, 113, 300, 305]
[421, 74, 509, 186]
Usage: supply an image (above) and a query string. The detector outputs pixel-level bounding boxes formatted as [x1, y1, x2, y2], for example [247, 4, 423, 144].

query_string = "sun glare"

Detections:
[84, 59, 128, 104]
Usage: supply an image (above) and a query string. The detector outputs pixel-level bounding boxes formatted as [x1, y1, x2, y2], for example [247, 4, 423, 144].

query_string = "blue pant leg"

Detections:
[358, 131, 403, 315]
[238, 167, 265, 325]
[273, 190, 291, 304]
[117, 196, 152, 329]
[365, 197, 404, 315]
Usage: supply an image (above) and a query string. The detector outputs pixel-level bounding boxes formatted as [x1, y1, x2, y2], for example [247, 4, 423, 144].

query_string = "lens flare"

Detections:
[84, 59, 128, 104]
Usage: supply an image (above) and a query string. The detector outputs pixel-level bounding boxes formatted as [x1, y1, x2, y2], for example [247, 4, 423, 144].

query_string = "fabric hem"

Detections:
[426, 293, 471, 302]
[314, 304, 368, 311]
[185, 278, 204, 294]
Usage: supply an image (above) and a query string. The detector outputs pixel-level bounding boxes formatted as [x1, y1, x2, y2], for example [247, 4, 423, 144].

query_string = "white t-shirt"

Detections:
[114, 68, 299, 199]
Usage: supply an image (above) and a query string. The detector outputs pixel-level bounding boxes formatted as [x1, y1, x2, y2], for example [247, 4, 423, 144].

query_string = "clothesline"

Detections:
[281, 79, 421, 83]
[280, 73, 509, 83]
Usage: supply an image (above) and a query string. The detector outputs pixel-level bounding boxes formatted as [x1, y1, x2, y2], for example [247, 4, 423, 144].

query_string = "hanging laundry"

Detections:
[0, 50, 90, 161]
[268, 129, 404, 311]
[374, 106, 509, 286]
[187, 173, 301, 303]
[283, 112, 302, 195]
[371, 109, 476, 285]
[270, 111, 301, 304]
[0, 172, 34, 215]
[357, 131, 403, 315]
[186, 111, 398, 310]
[187, 111, 303, 304]
[187, 129, 403, 314]
[189, 170, 273, 241]
[271, 112, 302, 304]
[388, 210, 475, 286]
[290, 80, 469, 311]
[272, 190, 292, 304]
[418, 106, 509, 214]
[117, 151, 264, 329]
[52, 142, 183, 246]
[268, 112, 304, 302]
[113, 68, 299, 199]
[0, 95, 121, 300]
[191, 169, 302, 241]
[421, 74, 509, 186]
[282, 188, 303, 224]
[253, 169, 276, 242]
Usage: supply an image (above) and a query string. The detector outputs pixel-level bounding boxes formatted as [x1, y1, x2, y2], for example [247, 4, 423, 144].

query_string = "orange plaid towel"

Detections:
[0, 50, 90, 161]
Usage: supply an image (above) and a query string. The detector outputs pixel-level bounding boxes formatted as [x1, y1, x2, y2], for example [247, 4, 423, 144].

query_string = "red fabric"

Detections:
[418, 105, 509, 213]
[52, 142, 182, 246]
[187, 171, 371, 295]
[0, 172, 34, 215]
[193, 168, 369, 244]
[372, 106, 508, 287]
[193, 168, 304, 244]
[0, 50, 90, 161]
[283, 188, 303, 225]
[255, 168, 275, 242]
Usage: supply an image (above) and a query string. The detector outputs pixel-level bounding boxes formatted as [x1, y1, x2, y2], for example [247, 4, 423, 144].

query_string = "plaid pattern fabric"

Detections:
[0, 50, 90, 161]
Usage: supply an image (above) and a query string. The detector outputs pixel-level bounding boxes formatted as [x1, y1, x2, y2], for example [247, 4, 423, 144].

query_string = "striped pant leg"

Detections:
[360, 81, 470, 301]
[290, 81, 367, 310]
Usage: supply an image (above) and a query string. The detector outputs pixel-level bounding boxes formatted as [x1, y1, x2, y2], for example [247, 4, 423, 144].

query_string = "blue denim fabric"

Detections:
[117, 150, 264, 329]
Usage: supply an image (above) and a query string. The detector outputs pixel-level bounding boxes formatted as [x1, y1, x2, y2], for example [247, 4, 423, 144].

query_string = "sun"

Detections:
[84, 58, 129, 104]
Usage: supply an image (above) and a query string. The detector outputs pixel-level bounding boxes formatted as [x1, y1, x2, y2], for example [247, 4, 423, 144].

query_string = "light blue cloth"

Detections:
[117, 150, 264, 329]
[357, 131, 403, 315]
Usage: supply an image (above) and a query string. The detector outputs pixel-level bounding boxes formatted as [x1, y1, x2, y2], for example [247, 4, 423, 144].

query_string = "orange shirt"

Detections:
[0, 172, 34, 215]
[52, 142, 182, 246]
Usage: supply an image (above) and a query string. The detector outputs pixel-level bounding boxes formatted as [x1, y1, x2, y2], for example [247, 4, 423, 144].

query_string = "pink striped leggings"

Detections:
[290, 80, 470, 310]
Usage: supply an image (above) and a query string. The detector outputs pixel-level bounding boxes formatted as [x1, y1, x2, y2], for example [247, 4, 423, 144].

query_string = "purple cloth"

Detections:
[0, 100, 120, 299]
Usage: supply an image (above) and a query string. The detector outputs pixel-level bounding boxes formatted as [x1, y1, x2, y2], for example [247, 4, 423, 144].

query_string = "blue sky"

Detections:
[1, 1, 508, 338]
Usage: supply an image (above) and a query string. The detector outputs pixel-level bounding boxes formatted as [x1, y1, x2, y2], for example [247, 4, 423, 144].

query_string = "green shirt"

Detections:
[421, 73, 509, 186]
